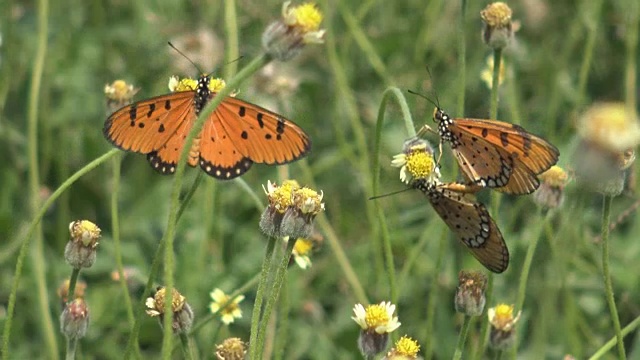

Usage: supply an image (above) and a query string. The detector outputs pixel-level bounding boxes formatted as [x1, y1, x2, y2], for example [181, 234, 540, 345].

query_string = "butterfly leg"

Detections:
[439, 182, 484, 194]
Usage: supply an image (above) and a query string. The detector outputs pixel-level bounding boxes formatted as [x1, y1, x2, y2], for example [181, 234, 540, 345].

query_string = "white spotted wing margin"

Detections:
[411, 178, 509, 273]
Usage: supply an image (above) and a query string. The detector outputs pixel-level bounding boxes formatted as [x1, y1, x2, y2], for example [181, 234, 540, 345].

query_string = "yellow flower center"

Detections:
[288, 3, 322, 32]
[293, 187, 324, 215]
[493, 303, 514, 327]
[270, 180, 300, 212]
[481, 2, 512, 27]
[405, 147, 435, 179]
[539, 165, 569, 187]
[154, 288, 185, 313]
[208, 78, 226, 93]
[394, 336, 420, 356]
[293, 238, 314, 255]
[364, 304, 390, 328]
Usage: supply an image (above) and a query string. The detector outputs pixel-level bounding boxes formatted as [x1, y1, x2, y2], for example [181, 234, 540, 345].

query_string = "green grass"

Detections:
[1, 0, 640, 359]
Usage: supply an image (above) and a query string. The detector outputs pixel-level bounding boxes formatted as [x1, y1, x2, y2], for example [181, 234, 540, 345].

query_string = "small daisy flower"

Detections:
[209, 288, 245, 325]
[215, 337, 247, 360]
[65, 220, 101, 269]
[391, 138, 440, 184]
[289, 237, 315, 269]
[145, 287, 194, 334]
[574, 103, 640, 196]
[352, 302, 401, 334]
[481, 2, 513, 49]
[260, 180, 325, 239]
[455, 270, 488, 317]
[480, 56, 507, 89]
[60, 298, 89, 340]
[353, 302, 401, 357]
[262, 2, 325, 61]
[104, 80, 138, 114]
[534, 165, 570, 209]
[383, 335, 421, 360]
[488, 304, 521, 350]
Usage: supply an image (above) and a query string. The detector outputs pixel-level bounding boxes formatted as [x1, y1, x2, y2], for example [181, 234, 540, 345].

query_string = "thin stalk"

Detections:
[2, 149, 118, 358]
[372, 87, 415, 303]
[248, 236, 277, 359]
[254, 238, 296, 358]
[178, 333, 194, 360]
[624, 0, 639, 110]
[64, 338, 77, 360]
[489, 48, 503, 216]
[423, 228, 447, 360]
[273, 279, 290, 360]
[575, 0, 604, 109]
[66, 268, 81, 306]
[600, 195, 626, 359]
[589, 314, 640, 360]
[456, 0, 467, 117]
[223, 0, 239, 79]
[26, 0, 56, 357]
[160, 53, 271, 358]
[453, 315, 473, 360]
[111, 155, 136, 328]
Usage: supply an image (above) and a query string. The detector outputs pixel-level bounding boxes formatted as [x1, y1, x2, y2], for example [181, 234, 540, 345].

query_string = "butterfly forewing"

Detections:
[104, 92, 194, 154]
[435, 109, 559, 195]
[413, 179, 509, 273]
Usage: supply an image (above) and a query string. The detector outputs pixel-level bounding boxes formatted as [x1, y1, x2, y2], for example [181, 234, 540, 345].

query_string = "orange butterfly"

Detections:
[104, 75, 311, 179]
[431, 107, 559, 195]
[412, 178, 509, 273]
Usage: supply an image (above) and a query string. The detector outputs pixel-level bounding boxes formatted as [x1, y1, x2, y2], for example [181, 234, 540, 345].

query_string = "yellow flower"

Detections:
[291, 237, 314, 269]
[481, 2, 513, 49]
[352, 301, 401, 334]
[209, 288, 245, 325]
[104, 80, 138, 101]
[577, 102, 640, 153]
[488, 304, 521, 332]
[384, 335, 421, 359]
[262, 2, 325, 61]
[534, 165, 570, 209]
[292, 186, 325, 216]
[145, 287, 186, 317]
[69, 220, 101, 247]
[391, 138, 440, 184]
[215, 337, 247, 360]
[263, 179, 300, 213]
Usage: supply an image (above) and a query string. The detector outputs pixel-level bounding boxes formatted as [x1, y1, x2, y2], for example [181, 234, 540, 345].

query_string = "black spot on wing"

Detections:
[147, 152, 176, 175]
[198, 157, 253, 180]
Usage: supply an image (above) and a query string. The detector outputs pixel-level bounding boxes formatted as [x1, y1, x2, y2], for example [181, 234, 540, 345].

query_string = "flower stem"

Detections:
[179, 333, 194, 360]
[453, 315, 473, 360]
[65, 338, 77, 360]
[489, 48, 503, 214]
[254, 238, 296, 358]
[2, 149, 118, 359]
[249, 236, 277, 359]
[601, 195, 626, 359]
[589, 314, 640, 359]
[66, 268, 81, 305]
[456, 0, 467, 116]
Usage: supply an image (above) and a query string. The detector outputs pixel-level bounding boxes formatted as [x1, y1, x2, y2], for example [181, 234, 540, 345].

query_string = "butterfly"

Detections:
[431, 107, 559, 195]
[412, 178, 509, 273]
[103, 75, 311, 180]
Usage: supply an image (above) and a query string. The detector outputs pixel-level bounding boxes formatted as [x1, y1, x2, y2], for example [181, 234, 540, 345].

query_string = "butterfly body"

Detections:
[104, 75, 311, 180]
[412, 178, 509, 273]
[433, 108, 559, 195]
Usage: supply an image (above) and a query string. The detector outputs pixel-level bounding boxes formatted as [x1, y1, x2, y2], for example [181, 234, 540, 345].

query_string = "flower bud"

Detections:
[481, 2, 513, 49]
[454, 270, 488, 316]
[64, 220, 101, 269]
[60, 298, 89, 340]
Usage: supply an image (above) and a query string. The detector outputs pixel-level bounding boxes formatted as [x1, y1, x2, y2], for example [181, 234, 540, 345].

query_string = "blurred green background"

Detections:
[1, 0, 639, 359]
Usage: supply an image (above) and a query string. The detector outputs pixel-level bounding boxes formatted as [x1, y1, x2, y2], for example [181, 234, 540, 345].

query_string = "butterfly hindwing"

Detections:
[414, 179, 509, 273]
[198, 116, 253, 180]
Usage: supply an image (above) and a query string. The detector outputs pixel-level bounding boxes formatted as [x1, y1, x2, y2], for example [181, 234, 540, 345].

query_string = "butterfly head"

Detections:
[433, 107, 454, 140]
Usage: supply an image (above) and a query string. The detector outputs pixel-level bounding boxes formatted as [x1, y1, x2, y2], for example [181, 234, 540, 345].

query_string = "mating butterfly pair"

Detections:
[411, 108, 559, 273]
[103, 74, 311, 180]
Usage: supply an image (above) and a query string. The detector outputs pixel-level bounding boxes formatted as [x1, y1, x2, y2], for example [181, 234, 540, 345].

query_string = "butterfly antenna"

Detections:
[369, 187, 412, 200]
[168, 41, 205, 75]
[424, 64, 441, 108]
[408, 89, 439, 109]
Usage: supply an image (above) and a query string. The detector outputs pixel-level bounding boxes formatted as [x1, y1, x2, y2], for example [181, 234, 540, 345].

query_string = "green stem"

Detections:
[456, 0, 467, 117]
[575, 0, 604, 109]
[273, 279, 290, 360]
[472, 275, 494, 360]
[124, 165, 206, 358]
[422, 228, 447, 360]
[601, 195, 626, 359]
[111, 155, 136, 328]
[254, 238, 296, 358]
[625, 0, 639, 110]
[453, 315, 473, 360]
[159, 53, 271, 358]
[64, 338, 77, 360]
[248, 236, 277, 359]
[178, 333, 194, 360]
[489, 48, 503, 216]
[588, 314, 640, 360]
[26, 0, 56, 357]
[2, 149, 118, 358]
[372, 86, 415, 303]
[223, 0, 239, 79]
[66, 268, 81, 305]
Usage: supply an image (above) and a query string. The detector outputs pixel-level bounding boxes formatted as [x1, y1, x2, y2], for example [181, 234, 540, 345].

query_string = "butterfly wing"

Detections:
[198, 115, 253, 179]
[213, 96, 311, 164]
[442, 115, 558, 194]
[103, 91, 195, 154]
[414, 179, 509, 273]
